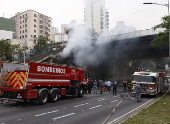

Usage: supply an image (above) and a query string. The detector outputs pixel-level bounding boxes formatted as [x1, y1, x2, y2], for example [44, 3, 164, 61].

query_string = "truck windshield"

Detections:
[133, 75, 155, 83]
[83, 71, 87, 79]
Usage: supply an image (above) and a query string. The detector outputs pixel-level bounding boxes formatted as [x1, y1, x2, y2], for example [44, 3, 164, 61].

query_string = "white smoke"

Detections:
[60, 24, 110, 66]
[60, 21, 137, 67]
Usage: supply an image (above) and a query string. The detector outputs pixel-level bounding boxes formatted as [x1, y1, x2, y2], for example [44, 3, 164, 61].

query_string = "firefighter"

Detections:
[123, 79, 127, 91]
[127, 79, 132, 91]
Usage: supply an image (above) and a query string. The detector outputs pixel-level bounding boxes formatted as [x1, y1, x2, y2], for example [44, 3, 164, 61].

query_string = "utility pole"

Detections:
[143, 1, 170, 57]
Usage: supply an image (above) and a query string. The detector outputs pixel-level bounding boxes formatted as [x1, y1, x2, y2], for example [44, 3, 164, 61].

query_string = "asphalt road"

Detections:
[0, 88, 163, 124]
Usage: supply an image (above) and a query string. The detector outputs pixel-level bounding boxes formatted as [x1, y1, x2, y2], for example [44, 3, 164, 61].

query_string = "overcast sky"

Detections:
[0, 0, 168, 32]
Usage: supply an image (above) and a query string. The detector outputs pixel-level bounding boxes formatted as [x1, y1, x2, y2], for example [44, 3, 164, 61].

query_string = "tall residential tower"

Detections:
[84, 0, 109, 33]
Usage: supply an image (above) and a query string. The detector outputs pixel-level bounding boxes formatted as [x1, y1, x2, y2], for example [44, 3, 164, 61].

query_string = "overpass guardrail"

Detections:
[108, 28, 164, 41]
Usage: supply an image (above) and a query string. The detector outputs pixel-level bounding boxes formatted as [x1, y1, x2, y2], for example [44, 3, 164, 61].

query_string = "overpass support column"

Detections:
[48, 57, 53, 65]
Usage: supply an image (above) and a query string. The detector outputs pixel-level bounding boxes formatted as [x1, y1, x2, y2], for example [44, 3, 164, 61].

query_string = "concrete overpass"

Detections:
[27, 28, 168, 64]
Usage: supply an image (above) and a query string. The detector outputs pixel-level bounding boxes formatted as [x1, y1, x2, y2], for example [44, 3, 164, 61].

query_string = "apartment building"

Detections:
[61, 24, 69, 33]
[11, 10, 52, 44]
[84, 0, 109, 33]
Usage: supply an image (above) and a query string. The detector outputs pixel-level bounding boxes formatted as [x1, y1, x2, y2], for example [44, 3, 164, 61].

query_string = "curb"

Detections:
[107, 87, 170, 124]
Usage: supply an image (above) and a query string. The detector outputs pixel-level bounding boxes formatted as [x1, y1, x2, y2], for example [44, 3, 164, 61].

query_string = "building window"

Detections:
[22, 35, 24, 38]
[40, 25, 43, 29]
[34, 24, 36, 27]
[25, 35, 27, 38]
[34, 39, 36, 44]
[20, 16, 22, 19]
[20, 31, 21, 34]
[25, 24, 27, 27]
[23, 15, 24, 18]
[34, 19, 36, 22]
[40, 15, 43, 19]
[20, 21, 22, 24]
[34, 35, 36, 38]
[25, 29, 27, 32]
[34, 14, 37, 17]
[20, 26, 21, 29]
[34, 30, 36, 33]
[20, 36, 21, 39]
[48, 20, 50, 22]
[23, 25, 24, 28]
[23, 30, 24, 33]
[25, 14, 27, 17]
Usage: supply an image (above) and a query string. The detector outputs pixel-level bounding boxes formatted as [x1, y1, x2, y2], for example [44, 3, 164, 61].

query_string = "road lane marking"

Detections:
[35, 110, 59, 117]
[52, 113, 75, 120]
[111, 100, 118, 103]
[89, 105, 103, 109]
[74, 103, 89, 107]
[98, 99, 106, 101]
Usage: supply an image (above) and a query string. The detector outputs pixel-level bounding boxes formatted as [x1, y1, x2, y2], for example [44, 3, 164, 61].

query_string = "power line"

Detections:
[110, 0, 168, 22]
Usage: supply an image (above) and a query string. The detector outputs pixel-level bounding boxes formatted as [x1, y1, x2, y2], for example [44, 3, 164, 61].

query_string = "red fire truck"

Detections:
[0, 62, 88, 104]
[131, 71, 165, 96]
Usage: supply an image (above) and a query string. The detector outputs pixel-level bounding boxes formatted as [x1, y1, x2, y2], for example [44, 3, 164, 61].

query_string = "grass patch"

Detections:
[122, 91, 170, 124]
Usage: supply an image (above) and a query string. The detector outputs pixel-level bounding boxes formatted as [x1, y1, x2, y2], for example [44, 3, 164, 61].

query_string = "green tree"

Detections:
[0, 39, 21, 62]
[0, 39, 28, 62]
[33, 36, 52, 54]
[151, 15, 170, 48]
[0, 39, 13, 62]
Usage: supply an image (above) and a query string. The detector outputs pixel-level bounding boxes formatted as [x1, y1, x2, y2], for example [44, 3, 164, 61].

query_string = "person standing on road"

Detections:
[123, 79, 127, 91]
[93, 80, 98, 94]
[107, 80, 111, 92]
[112, 81, 117, 95]
[135, 84, 141, 102]
[88, 80, 93, 94]
[98, 79, 105, 94]
[105, 80, 108, 92]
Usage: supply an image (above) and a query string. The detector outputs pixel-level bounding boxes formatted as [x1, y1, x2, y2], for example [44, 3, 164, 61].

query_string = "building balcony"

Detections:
[100, 17, 104, 20]
[105, 12, 109, 14]
[100, 21, 104, 25]
[105, 15, 109, 17]
[105, 18, 109, 21]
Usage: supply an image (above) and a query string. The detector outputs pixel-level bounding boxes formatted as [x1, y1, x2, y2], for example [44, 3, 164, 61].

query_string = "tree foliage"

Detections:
[0, 39, 20, 62]
[151, 15, 170, 48]
[33, 36, 52, 54]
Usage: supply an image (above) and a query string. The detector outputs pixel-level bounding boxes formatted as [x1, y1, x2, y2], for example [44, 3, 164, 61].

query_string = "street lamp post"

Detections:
[23, 17, 28, 65]
[143, 1, 170, 57]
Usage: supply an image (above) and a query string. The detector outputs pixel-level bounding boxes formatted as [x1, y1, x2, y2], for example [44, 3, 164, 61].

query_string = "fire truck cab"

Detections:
[131, 71, 165, 95]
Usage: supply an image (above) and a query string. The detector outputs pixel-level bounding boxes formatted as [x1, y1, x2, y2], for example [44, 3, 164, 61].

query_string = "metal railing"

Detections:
[26, 42, 66, 63]
[108, 28, 164, 41]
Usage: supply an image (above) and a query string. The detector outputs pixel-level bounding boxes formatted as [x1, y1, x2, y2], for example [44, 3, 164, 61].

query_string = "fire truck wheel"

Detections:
[49, 89, 59, 103]
[78, 88, 84, 98]
[38, 90, 49, 105]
